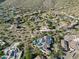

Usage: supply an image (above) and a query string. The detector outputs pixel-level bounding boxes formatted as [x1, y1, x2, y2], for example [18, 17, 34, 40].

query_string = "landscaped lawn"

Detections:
[26, 48, 31, 59]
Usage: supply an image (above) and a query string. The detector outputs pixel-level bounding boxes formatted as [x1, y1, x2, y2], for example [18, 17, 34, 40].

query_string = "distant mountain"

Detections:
[1, 0, 79, 16]
[1, 0, 54, 9]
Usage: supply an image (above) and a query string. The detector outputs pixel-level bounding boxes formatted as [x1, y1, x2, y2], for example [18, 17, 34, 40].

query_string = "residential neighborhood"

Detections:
[0, 0, 79, 59]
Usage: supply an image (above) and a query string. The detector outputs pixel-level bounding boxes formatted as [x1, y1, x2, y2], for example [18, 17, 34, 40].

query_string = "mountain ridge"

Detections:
[1, 0, 79, 16]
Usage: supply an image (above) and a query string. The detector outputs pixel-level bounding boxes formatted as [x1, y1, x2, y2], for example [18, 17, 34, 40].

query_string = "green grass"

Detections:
[26, 48, 31, 59]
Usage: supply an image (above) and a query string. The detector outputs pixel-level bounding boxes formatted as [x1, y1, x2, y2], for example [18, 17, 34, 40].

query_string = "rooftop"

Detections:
[64, 34, 79, 50]
[1, 42, 22, 59]
[33, 36, 53, 54]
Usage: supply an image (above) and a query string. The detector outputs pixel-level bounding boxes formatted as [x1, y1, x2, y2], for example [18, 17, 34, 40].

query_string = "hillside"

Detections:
[1, 0, 79, 16]
[1, 0, 79, 59]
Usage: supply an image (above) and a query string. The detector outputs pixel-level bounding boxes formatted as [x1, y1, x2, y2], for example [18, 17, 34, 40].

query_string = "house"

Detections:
[61, 34, 79, 51]
[1, 42, 22, 59]
[33, 36, 53, 54]
[61, 34, 79, 59]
